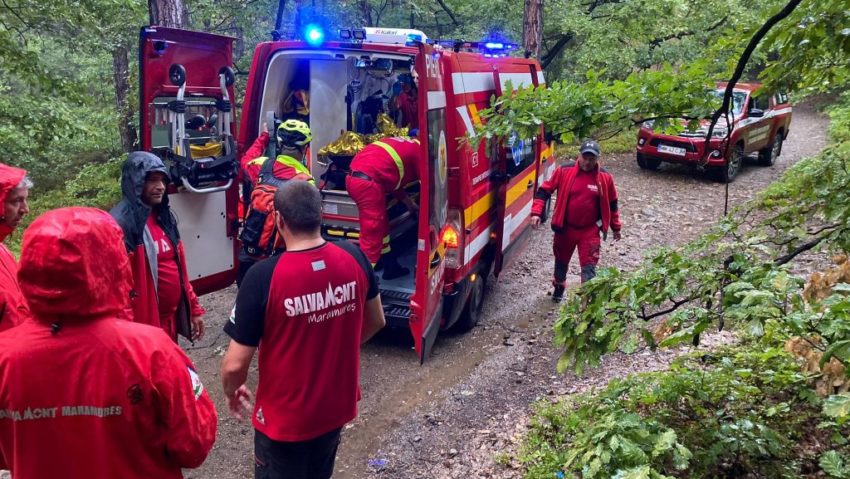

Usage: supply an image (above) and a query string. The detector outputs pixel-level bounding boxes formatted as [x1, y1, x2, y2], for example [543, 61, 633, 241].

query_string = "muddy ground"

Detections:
[181, 104, 829, 479]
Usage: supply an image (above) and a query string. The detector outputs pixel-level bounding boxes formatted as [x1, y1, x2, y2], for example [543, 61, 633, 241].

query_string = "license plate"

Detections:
[658, 144, 686, 156]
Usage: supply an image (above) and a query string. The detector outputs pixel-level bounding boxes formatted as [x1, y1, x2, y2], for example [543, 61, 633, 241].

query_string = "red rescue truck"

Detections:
[138, 25, 555, 362]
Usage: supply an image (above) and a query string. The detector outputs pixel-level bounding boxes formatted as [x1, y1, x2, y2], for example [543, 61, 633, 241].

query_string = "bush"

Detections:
[521, 347, 849, 478]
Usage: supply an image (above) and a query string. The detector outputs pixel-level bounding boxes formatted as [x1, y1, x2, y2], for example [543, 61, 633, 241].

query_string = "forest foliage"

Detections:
[472, 0, 850, 476]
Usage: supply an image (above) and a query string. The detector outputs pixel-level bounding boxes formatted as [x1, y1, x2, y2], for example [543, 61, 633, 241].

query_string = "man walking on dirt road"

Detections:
[531, 139, 622, 301]
[220, 180, 386, 478]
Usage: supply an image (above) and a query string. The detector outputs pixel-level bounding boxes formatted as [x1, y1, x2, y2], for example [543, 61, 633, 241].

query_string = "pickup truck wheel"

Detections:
[717, 144, 744, 183]
[758, 135, 782, 166]
[636, 154, 661, 170]
[454, 273, 486, 332]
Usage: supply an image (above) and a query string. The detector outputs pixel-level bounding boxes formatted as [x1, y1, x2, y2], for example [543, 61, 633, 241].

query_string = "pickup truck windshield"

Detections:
[714, 89, 748, 116]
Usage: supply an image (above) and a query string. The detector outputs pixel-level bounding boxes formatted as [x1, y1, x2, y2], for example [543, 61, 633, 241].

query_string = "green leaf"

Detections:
[824, 394, 850, 420]
[613, 465, 651, 479]
[651, 430, 677, 458]
[819, 450, 849, 478]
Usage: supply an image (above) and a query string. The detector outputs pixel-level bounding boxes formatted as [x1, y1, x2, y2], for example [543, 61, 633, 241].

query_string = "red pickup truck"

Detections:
[635, 83, 792, 182]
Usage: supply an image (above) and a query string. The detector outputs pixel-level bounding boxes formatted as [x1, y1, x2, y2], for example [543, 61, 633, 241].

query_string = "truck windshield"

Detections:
[714, 90, 748, 116]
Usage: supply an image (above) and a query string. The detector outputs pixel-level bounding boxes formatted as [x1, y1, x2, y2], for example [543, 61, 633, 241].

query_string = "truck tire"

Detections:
[758, 135, 782, 166]
[716, 144, 744, 183]
[636, 154, 661, 170]
[453, 272, 486, 332]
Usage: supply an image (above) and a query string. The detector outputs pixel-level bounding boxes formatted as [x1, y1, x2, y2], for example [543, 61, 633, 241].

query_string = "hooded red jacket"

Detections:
[532, 160, 622, 234]
[0, 207, 217, 477]
[0, 163, 29, 333]
[110, 152, 204, 341]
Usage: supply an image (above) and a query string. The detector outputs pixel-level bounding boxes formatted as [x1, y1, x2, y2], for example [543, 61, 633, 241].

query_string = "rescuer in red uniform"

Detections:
[346, 136, 420, 279]
[0, 207, 217, 478]
[221, 181, 386, 479]
[0, 162, 31, 332]
[111, 152, 206, 341]
[531, 140, 623, 302]
[237, 120, 315, 286]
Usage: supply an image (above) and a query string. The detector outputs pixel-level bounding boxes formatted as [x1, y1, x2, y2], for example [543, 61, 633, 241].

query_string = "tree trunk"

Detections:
[112, 44, 137, 153]
[148, 0, 187, 28]
[360, 0, 373, 27]
[522, 0, 543, 59]
[294, 0, 306, 35]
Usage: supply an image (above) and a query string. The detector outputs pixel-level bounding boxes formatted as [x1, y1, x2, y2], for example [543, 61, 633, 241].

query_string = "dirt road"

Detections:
[183, 104, 829, 479]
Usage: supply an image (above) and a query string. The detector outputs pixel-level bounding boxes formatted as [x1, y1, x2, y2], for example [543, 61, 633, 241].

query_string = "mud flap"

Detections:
[420, 302, 443, 364]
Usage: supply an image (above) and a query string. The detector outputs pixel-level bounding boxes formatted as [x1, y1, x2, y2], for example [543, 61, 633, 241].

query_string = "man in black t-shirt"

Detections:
[220, 180, 385, 479]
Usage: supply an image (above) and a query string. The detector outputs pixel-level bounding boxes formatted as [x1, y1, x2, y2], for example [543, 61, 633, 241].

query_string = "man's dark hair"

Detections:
[274, 180, 322, 235]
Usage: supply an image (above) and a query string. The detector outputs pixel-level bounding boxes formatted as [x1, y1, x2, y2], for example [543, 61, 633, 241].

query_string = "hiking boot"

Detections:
[552, 283, 566, 302]
[382, 257, 409, 280]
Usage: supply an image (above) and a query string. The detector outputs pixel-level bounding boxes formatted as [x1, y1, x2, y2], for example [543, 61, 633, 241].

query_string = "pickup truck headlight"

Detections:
[713, 128, 728, 138]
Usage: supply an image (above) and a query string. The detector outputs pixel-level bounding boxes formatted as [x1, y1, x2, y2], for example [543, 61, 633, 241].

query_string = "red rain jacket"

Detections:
[0, 163, 29, 332]
[110, 152, 204, 341]
[532, 160, 622, 235]
[0, 207, 217, 478]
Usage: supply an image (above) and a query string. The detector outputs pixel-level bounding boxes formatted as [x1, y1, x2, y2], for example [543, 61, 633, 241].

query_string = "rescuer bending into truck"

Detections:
[238, 120, 315, 285]
[346, 136, 420, 280]
[531, 140, 623, 302]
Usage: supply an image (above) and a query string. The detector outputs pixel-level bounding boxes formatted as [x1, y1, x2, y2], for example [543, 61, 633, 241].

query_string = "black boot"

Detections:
[552, 281, 566, 302]
[381, 253, 409, 280]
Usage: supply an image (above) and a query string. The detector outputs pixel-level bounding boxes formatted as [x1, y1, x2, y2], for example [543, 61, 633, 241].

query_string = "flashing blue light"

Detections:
[485, 42, 504, 50]
[305, 24, 324, 46]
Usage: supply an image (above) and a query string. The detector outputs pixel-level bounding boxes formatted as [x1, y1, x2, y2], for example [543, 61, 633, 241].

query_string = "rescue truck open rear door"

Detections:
[409, 43, 449, 363]
[138, 26, 240, 294]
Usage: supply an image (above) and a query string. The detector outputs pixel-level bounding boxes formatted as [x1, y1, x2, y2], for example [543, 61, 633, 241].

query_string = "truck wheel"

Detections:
[454, 273, 486, 332]
[758, 135, 782, 166]
[636, 154, 661, 170]
[717, 144, 744, 183]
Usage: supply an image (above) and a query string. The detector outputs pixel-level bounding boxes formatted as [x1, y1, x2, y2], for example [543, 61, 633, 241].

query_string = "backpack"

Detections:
[240, 157, 311, 258]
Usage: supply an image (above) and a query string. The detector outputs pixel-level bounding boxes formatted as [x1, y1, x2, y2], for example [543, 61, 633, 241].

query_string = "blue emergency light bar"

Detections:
[437, 39, 518, 56]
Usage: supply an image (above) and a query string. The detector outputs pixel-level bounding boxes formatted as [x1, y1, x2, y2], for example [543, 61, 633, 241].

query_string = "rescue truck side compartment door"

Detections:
[139, 26, 240, 294]
[409, 45, 449, 363]
[490, 69, 509, 278]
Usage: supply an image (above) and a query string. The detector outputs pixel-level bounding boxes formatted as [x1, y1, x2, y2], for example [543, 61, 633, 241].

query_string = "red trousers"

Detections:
[346, 176, 391, 265]
[552, 224, 600, 285]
